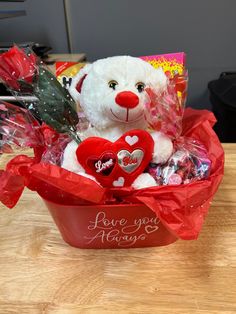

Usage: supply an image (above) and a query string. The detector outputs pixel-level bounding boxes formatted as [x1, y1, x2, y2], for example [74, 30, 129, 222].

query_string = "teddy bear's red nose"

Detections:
[115, 91, 139, 109]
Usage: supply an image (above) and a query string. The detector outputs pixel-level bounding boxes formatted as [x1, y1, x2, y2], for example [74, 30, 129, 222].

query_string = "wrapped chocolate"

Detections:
[148, 139, 211, 186]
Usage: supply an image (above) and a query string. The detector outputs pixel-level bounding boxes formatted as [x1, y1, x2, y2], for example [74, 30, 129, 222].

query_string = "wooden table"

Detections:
[0, 144, 235, 313]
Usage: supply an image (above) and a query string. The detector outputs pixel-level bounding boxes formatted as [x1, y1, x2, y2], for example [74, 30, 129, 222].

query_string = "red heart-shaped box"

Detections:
[76, 130, 154, 187]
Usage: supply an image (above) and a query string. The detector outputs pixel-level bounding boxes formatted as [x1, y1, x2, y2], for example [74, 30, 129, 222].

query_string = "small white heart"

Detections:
[125, 135, 139, 146]
[113, 177, 125, 187]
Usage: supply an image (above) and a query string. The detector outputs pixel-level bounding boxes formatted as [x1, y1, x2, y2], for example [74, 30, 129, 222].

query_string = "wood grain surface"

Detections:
[0, 144, 235, 314]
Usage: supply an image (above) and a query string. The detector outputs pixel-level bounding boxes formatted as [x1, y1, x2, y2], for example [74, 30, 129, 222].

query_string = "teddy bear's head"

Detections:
[69, 56, 167, 130]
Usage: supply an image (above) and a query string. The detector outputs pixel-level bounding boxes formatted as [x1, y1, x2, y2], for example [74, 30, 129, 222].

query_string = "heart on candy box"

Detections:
[76, 130, 154, 187]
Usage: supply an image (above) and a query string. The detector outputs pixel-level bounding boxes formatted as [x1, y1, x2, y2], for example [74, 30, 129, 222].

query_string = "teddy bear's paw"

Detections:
[61, 140, 84, 173]
[78, 172, 101, 185]
[151, 132, 173, 164]
[132, 173, 157, 189]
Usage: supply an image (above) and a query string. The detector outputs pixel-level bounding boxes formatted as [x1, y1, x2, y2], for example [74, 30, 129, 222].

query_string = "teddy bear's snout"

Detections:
[115, 91, 139, 109]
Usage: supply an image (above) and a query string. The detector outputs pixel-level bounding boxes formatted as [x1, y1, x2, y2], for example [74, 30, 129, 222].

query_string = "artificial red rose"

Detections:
[0, 45, 37, 91]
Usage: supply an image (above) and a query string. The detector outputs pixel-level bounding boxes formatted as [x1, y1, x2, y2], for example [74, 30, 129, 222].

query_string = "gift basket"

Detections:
[0, 46, 224, 249]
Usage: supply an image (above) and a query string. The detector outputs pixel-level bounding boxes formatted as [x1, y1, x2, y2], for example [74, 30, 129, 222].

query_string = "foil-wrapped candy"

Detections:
[148, 148, 211, 186]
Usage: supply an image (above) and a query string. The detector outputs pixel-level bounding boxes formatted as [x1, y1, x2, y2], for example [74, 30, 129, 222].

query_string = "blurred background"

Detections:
[1, 0, 236, 141]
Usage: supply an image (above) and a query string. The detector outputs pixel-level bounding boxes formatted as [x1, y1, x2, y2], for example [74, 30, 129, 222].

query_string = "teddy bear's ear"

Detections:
[69, 64, 92, 103]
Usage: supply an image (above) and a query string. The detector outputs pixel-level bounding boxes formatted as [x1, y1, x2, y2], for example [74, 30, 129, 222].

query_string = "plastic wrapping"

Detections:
[0, 45, 37, 92]
[144, 71, 188, 139]
[148, 138, 211, 185]
[0, 101, 43, 154]
[0, 45, 82, 143]
[0, 101, 71, 166]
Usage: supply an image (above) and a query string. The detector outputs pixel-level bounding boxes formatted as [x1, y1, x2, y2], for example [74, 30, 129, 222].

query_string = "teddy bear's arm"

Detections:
[61, 140, 100, 183]
[61, 140, 85, 174]
[151, 131, 173, 164]
[132, 173, 157, 189]
[132, 132, 173, 189]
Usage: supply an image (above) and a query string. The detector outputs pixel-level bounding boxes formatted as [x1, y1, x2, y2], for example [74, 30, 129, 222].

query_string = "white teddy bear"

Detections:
[62, 56, 173, 189]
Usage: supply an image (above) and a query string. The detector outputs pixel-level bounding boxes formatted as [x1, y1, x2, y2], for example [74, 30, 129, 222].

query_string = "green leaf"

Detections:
[18, 79, 34, 93]
[34, 66, 80, 143]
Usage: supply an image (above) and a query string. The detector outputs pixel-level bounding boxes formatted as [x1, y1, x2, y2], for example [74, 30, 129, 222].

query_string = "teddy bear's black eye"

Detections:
[136, 82, 145, 93]
[108, 80, 118, 90]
